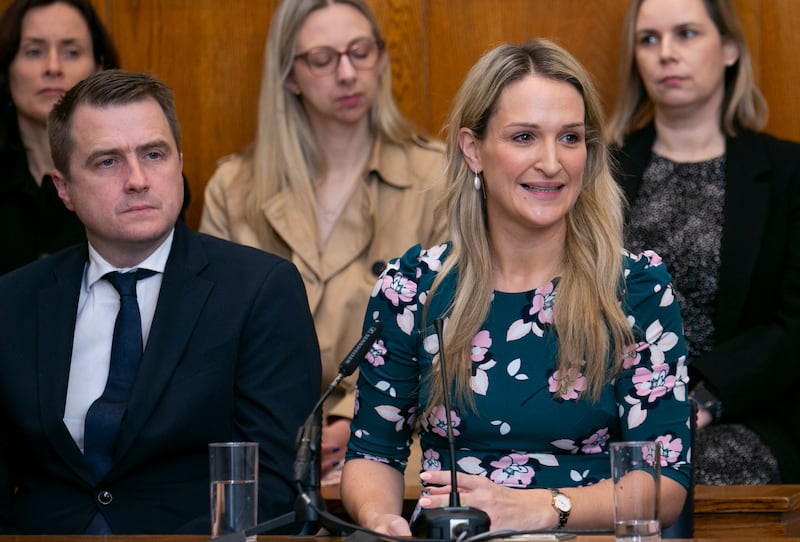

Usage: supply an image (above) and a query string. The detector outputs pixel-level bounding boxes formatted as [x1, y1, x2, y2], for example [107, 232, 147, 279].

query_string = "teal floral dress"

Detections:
[346, 243, 692, 491]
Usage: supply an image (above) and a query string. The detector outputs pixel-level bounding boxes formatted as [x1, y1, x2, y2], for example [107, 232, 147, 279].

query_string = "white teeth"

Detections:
[523, 185, 560, 192]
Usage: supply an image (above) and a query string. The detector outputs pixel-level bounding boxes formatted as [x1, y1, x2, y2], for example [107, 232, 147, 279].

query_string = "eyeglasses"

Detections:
[294, 37, 384, 76]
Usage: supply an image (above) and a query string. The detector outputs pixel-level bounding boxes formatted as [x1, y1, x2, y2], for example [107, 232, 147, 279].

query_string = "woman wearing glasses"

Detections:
[200, 0, 444, 480]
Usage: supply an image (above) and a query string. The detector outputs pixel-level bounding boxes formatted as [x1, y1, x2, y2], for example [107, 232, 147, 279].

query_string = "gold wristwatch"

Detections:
[549, 488, 572, 528]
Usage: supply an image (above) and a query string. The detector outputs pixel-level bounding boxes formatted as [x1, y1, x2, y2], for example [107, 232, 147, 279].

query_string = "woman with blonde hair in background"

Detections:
[200, 0, 444, 481]
[341, 39, 690, 535]
[609, 0, 800, 484]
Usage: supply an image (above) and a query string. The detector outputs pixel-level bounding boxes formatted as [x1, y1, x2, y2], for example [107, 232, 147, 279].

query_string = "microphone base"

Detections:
[412, 506, 491, 540]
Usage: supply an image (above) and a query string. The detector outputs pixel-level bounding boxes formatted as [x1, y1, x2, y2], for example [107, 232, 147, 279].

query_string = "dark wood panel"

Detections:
[98, 0, 278, 228]
[759, 0, 800, 142]
[426, 0, 629, 136]
[371, 0, 429, 135]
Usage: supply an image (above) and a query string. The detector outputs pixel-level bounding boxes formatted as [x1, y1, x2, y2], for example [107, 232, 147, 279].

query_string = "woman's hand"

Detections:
[418, 470, 556, 531]
[321, 417, 350, 475]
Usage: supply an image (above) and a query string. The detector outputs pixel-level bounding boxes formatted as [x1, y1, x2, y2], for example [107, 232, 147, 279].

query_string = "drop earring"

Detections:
[473, 171, 482, 191]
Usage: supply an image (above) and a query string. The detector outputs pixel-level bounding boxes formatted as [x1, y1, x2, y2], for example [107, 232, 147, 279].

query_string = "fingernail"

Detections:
[332, 447, 340, 452]
[332, 460, 340, 467]
[420, 472, 432, 480]
[418, 497, 431, 507]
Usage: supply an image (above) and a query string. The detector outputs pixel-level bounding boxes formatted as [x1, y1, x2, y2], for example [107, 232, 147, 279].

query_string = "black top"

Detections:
[0, 145, 85, 275]
[624, 153, 726, 359]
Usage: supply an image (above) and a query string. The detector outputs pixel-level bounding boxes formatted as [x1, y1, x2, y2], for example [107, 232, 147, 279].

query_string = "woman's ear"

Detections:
[376, 46, 388, 74]
[458, 127, 482, 173]
[722, 37, 740, 67]
[284, 75, 301, 96]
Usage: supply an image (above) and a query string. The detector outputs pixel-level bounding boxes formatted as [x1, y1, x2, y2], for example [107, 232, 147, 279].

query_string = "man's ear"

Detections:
[458, 127, 482, 173]
[51, 170, 75, 211]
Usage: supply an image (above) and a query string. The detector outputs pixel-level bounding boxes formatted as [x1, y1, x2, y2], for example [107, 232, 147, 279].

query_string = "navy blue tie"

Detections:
[84, 269, 155, 480]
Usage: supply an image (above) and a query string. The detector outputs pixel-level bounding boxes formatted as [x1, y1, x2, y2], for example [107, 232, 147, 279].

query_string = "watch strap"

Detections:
[549, 488, 571, 528]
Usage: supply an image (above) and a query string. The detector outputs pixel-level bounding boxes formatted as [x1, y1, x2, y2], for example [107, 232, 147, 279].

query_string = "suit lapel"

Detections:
[114, 224, 213, 463]
[264, 191, 320, 275]
[37, 246, 97, 482]
[715, 132, 771, 337]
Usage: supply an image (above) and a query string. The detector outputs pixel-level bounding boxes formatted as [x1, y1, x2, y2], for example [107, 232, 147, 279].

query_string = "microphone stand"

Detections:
[412, 318, 490, 540]
[214, 322, 384, 541]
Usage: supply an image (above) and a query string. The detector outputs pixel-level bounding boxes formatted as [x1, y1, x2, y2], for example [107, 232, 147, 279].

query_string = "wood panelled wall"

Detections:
[3, 0, 799, 228]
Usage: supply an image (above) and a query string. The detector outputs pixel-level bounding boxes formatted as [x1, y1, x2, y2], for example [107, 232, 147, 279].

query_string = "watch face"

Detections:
[555, 494, 571, 511]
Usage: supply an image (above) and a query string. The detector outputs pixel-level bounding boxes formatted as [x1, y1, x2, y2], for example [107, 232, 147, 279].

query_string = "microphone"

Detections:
[294, 321, 384, 485]
[412, 317, 490, 540]
[214, 322, 384, 541]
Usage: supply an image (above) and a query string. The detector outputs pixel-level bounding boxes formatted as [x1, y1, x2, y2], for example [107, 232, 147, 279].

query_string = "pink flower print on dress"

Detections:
[371, 259, 400, 297]
[381, 272, 417, 307]
[641, 443, 660, 468]
[644, 319, 679, 365]
[507, 281, 557, 340]
[622, 342, 649, 369]
[632, 362, 676, 403]
[366, 339, 388, 367]
[471, 329, 496, 395]
[656, 434, 683, 466]
[489, 453, 536, 487]
[420, 244, 447, 272]
[426, 405, 461, 438]
[548, 367, 587, 401]
[422, 448, 442, 471]
[471, 330, 492, 362]
[530, 281, 556, 326]
[641, 250, 663, 267]
[580, 427, 610, 454]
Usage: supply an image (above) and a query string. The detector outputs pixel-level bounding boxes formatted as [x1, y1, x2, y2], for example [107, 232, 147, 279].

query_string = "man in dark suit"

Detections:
[0, 70, 322, 533]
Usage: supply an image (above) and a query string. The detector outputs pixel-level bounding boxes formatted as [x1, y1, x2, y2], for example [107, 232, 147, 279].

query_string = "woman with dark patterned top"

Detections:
[609, 0, 800, 484]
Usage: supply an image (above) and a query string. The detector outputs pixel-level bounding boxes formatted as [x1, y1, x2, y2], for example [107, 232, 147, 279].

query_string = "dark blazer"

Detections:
[613, 124, 800, 481]
[0, 222, 322, 533]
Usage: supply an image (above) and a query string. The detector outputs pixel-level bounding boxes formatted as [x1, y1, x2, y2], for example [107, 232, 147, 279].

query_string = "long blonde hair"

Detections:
[608, 0, 768, 146]
[235, 0, 416, 246]
[425, 39, 633, 412]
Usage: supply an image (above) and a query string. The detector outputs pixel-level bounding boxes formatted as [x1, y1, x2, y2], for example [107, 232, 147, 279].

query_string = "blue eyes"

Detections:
[95, 152, 165, 169]
[638, 28, 699, 46]
[512, 133, 582, 144]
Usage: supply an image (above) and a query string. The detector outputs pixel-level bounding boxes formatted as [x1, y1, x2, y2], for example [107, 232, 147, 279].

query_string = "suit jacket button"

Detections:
[98, 491, 113, 505]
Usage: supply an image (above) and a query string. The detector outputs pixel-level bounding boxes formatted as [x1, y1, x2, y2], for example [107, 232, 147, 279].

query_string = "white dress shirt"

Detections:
[63, 230, 174, 452]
